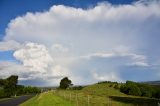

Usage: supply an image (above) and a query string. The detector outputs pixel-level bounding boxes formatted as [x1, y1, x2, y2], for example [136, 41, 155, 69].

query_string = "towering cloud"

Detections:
[13, 42, 53, 73]
[0, 0, 160, 85]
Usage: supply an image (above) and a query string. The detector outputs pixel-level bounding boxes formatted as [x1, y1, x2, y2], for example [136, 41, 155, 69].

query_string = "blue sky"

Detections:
[0, 0, 160, 86]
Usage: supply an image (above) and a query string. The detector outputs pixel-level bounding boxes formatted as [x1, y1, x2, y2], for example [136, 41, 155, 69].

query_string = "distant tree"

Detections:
[23, 86, 41, 94]
[59, 77, 72, 89]
[15, 85, 25, 95]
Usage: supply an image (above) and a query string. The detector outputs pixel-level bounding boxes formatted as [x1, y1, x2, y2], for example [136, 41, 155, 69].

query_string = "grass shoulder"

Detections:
[20, 91, 73, 106]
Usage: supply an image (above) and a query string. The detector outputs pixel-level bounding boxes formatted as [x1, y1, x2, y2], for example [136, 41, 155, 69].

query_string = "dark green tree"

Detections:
[59, 77, 72, 89]
[0, 75, 40, 98]
[15, 85, 25, 95]
[4, 75, 18, 97]
[0, 79, 4, 87]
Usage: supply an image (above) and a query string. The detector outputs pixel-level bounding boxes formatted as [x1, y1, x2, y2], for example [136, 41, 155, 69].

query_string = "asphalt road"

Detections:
[0, 95, 34, 106]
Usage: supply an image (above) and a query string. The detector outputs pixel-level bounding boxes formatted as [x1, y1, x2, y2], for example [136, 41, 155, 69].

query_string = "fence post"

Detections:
[88, 95, 90, 106]
[108, 97, 110, 106]
[64, 92, 65, 98]
[76, 94, 78, 106]
[70, 93, 71, 101]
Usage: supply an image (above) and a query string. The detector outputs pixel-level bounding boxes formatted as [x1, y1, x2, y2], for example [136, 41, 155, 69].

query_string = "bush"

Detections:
[155, 91, 160, 98]
[109, 84, 113, 87]
[97, 81, 111, 84]
[120, 81, 160, 98]
[71, 86, 84, 90]
[120, 84, 129, 94]
[128, 84, 141, 96]
[140, 86, 152, 97]
[120, 81, 142, 96]
[114, 84, 120, 89]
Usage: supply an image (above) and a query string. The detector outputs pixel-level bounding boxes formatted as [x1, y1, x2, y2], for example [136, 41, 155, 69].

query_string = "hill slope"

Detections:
[20, 83, 160, 106]
[54, 83, 160, 106]
[82, 83, 126, 96]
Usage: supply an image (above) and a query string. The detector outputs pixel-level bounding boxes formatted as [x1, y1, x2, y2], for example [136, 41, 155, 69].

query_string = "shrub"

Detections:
[128, 84, 142, 96]
[109, 84, 113, 87]
[71, 86, 84, 90]
[120, 81, 160, 98]
[120, 84, 129, 94]
[120, 81, 142, 96]
[140, 86, 153, 97]
[155, 90, 160, 98]
[114, 84, 120, 89]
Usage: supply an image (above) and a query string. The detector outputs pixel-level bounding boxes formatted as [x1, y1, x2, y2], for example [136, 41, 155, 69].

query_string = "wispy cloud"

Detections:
[0, 40, 21, 51]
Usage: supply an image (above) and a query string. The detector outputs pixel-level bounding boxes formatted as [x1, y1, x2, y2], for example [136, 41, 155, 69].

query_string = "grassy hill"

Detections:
[82, 83, 126, 96]
[20, 83, 160, 106]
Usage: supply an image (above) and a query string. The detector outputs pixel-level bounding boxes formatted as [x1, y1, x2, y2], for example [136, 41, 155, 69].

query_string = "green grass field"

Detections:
[20, 83, 160, 106]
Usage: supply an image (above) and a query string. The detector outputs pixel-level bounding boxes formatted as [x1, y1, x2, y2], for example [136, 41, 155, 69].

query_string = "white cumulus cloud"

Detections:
[0, 0, 160, 85]
[13, 42, 53, 73]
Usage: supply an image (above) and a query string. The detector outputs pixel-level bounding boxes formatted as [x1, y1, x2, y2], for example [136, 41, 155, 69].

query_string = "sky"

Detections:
[0, 0, 160, 86]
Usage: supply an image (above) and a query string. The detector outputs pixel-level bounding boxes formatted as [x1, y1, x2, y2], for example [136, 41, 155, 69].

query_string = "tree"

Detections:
[0, 79, 4, 87]
[59, 77, 72, 89]
[15, 85, 25, 95]
[4, 75, 18, 97]
[0, 75, 41, 98]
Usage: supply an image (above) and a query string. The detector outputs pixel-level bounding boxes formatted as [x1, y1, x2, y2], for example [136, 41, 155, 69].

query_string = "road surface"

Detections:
[0, 95, 34, 106]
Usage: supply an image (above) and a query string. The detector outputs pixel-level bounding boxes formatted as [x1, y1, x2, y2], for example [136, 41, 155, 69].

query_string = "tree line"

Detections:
[120, 81, 160, 98]
[0, 75, 41, 98]
[86, 80, 160, 99]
